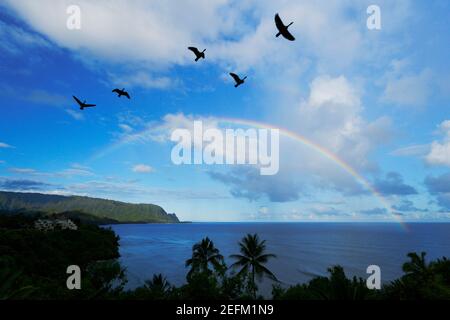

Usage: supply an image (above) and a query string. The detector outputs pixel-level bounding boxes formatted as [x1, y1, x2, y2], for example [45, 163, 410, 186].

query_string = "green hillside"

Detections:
[0, 191, 179, 223]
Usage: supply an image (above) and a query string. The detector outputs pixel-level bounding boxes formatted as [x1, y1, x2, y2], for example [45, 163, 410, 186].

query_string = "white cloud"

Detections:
[58, 164, 94, 177]
[426, 120, 450, 166]
[108, 72, 176, 90]
[9, 167, 37, 174]
[0, 142, 14, 148]
[126, 113, 221, 144]
[119, 124, 133, 133]
[132, 164, 154, 174]
[65, 109, 84, 121]
[140, 113, 261, 165]
[3, 0, 242, 66]
[391, 144, 430, 157]
[382, 68, 433, 107]
[8, 164, 94, 177]
[291, 75, 388, 172]
[0, 19, 51, 54]
[3, 0, 413, 74]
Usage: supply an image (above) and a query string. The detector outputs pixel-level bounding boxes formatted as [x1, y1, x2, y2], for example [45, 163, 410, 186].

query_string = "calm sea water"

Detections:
[108, 223, 450, 293]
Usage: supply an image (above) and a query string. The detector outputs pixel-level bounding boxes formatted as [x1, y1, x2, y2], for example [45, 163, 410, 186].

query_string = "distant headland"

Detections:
[0, 191, 180, 224]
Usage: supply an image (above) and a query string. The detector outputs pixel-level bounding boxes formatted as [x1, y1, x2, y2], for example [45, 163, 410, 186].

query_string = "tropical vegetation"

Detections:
[1, 212, 449, 300]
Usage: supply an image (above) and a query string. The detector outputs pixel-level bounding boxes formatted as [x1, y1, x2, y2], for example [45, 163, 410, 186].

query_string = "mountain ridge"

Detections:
[0, 191, 179, 223]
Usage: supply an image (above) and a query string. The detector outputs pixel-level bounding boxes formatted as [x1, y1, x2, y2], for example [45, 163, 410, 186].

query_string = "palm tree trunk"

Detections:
[252, 265, 256, 299]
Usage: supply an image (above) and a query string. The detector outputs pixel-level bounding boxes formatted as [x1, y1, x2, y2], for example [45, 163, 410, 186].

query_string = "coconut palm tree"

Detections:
[403, 252, 428, 277]
[230, 233, 278, 298]
[144, 274, 172, 298]
[186, 237, 225, 279]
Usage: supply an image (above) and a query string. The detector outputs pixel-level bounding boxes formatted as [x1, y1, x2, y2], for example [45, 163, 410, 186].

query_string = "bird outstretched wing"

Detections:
[282, 29, 295, 41]
[229, 73, 240, 83]
[124, 92, 131, 99]
[72, 95, 83, 106]
[188, 47, 200, 55]
[112, 89, 120, 93]
[275, 13, 295, 41]
[274, 13, 284, 31]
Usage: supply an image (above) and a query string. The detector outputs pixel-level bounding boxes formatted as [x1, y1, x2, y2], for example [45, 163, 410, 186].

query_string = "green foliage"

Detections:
[1, 213, 449, 301]
[123, 274, 178, 300]
[180, 237, 228, 300]
[230, 233, 278, 298]
[381, 252, 450, 300]
[273, 265, 374, 300]
[0, 191, 179, 223]
[177, 270, 248, 300]
[0, 268, 36, 300]
[144, 274, 173, 298]
[0, 212, 124, 299]
[182, 271, 223, 300]
[84, 260, 127, 299]
[186, 237, 225, 280]
[53, 211, 120, 225]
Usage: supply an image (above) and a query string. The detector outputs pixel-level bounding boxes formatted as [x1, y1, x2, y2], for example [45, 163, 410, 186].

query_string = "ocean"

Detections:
[109, 222, 450, 294]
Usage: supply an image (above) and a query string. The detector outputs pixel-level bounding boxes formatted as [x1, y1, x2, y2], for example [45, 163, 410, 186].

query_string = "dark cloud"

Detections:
[436, 194, 450, 210]
[313, 208, 350, 217]
[208, 167, 302, 202]
[360, 207, 404, 216]
[392, 200, 427, 212]
[360, 207, 388, 215]
[425, 173, 450, 194]
[373, 172, 417, 196]
[0, 179, 52, 190]
[208, 168, 418, 203]
[425, 173, 450, 210]
[437, 193, 450, 211]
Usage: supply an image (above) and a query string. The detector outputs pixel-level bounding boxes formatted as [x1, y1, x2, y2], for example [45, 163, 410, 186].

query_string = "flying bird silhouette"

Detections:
[229, 73, 247, 88]
[188, 47, 206, 62]
[275, 13, 295, 41]
[112, 88, 131, 99]
[72, 96, 96, 110]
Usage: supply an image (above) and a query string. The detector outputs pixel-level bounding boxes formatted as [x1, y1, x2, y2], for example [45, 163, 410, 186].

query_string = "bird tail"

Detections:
[234, 84, 239, 88]
[276, 32, 281, 37]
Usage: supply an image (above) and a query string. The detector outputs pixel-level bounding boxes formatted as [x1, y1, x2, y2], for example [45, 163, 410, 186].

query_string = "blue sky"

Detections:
[0, 0, 449, 222]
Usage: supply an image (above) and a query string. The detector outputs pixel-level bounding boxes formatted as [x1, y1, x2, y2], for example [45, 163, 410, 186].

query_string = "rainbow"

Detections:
[91, 116, 406, 230]
[220, 117, 406, 229]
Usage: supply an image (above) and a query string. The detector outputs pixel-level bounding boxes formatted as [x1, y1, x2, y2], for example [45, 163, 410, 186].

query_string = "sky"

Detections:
[0, 0, 449, 223]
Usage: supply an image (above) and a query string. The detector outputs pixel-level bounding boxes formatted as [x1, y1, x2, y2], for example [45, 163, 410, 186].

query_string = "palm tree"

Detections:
[403, 252, 428, 277]
[144, 274, 172, 298]
[230, 233, 277, 298]
[186, 237, 225, 279]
